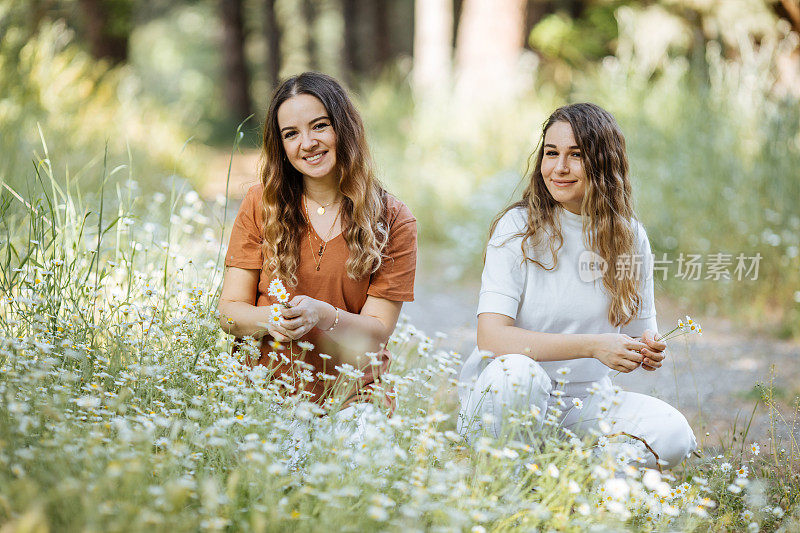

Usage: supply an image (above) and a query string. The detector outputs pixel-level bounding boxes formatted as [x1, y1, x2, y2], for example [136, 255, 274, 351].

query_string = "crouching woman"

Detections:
[218, 72, 417, 425]
[457, 103, 696, 470]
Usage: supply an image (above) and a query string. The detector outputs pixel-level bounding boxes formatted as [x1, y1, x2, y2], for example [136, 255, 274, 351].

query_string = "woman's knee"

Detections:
[482, 353, 551, 395]
[654, 411, 697, 469]
[458, 354, 550, 438]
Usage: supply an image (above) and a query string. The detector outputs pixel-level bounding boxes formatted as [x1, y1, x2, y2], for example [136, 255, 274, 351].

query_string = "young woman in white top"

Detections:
[457, 103, 696, 469]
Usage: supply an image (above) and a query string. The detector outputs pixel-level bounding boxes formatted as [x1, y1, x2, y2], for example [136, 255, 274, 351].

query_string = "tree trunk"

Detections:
[413, 0, 453, 98]
[77, 0, 130, 64]
[454, 0, 527, 104]
[264, 0, 282, 86]
[220, 0, 252, 121]
[301, 0, 317, 71]
[341, 0, 359, 87]
[372, 0, 391, 72]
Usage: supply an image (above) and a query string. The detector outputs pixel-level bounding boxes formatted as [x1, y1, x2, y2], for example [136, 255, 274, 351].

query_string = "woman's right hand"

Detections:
[256, 307, 291, 343]
[264, 325, 290, 343]
[590, 333, 648, 373]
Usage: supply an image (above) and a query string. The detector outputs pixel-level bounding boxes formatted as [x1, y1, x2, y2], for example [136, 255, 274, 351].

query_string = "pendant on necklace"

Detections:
[318, 245, 324, 256]
[315, 265, 320, 271]
[317, 206, 325, 215]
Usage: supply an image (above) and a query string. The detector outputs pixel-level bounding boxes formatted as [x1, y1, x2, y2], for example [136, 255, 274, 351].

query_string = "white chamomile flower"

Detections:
[268, 278, 291, 303]
[367, 506, 388, 521]
[268, 278, 283, 296]
[524, 463, 540, 475]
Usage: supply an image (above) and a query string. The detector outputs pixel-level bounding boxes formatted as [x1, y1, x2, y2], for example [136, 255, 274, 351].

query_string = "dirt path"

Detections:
[204, 149, 800, 452]
[405, 267, 800, 450]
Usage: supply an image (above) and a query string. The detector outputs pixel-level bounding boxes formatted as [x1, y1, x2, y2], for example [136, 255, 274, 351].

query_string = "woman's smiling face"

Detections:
[277, 93, 338, 184]
[541, 120, 586, 215]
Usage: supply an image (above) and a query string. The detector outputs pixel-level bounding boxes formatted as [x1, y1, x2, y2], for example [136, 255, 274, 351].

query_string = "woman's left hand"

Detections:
[640, 329, 666, 371]
[279, 295, 333, 340]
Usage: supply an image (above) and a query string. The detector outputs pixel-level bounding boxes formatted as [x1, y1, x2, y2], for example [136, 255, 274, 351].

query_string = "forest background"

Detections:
[3, 0, 800, 337]
[3, 1, 800, 531]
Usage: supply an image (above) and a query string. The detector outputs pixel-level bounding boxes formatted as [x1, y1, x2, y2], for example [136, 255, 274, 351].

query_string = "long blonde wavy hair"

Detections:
[488, 103, 641, 327]
[259, 72, 388, 286]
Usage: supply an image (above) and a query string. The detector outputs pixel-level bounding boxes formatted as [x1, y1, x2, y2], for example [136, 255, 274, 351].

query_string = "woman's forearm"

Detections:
[478, 323, 597, 362]
[218, 300, 271, 339]
[219, 298, 392, 367]
[316, 303, 393, 367]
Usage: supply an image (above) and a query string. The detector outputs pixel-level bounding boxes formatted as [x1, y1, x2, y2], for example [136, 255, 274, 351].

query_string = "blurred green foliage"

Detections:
[529, 3, 621, 66]
[0, 3, 206, 201]
[128, 3, 229, 143]
[2, 0, 798, 335]
[363, 4, 800, 336]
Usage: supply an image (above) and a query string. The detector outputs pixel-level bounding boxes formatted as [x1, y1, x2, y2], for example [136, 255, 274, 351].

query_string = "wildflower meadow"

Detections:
[1, 146, 798, 532]
[3, 1, 800, 531]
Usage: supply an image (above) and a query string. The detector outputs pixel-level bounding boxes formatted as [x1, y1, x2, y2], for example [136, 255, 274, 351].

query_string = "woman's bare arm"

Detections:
[217, 267, 275, 339]
[478, 312, 596, 360]
[217, 266, 404, 365]
[280, 295, 402, 367]
[477, 312, 650, 373]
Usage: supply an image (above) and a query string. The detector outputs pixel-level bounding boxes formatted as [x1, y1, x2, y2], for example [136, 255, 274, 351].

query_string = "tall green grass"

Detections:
[0, 147, 799, 531]
[1, 5, 799, 526]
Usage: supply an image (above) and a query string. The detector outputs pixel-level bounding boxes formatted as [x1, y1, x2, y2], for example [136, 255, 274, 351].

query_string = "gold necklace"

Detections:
[303, 197, 340, 271]
[305, 194, 340, 215]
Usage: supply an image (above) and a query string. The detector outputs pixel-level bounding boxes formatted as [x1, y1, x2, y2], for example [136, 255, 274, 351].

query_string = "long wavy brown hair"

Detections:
[488, 103, 641, 327]
[259, 72, 388, 286]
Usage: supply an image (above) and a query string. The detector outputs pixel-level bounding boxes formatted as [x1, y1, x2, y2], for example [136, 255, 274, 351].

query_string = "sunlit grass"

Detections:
[0, 150, 798, 532]
[2, 4, 799, 528]
[0, 16, 208, 199]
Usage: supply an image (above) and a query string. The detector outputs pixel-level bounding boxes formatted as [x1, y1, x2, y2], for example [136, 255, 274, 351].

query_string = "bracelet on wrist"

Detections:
[325, 306, 340, 331]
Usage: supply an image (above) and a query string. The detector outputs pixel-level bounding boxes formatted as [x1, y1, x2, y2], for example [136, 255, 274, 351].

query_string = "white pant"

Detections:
[457, 353, 697, 469]
[285, 403, 378, 468]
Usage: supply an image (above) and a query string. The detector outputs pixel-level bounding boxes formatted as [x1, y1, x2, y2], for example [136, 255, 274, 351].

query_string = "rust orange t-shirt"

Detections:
[224, 184, 417, 405]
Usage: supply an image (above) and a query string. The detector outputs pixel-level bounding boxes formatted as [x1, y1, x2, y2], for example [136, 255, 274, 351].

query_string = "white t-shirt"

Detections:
[461, 206, 657, 389]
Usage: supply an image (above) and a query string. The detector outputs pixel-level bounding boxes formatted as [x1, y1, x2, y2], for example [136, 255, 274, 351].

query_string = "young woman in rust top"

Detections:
[218, 72, 417, 414]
